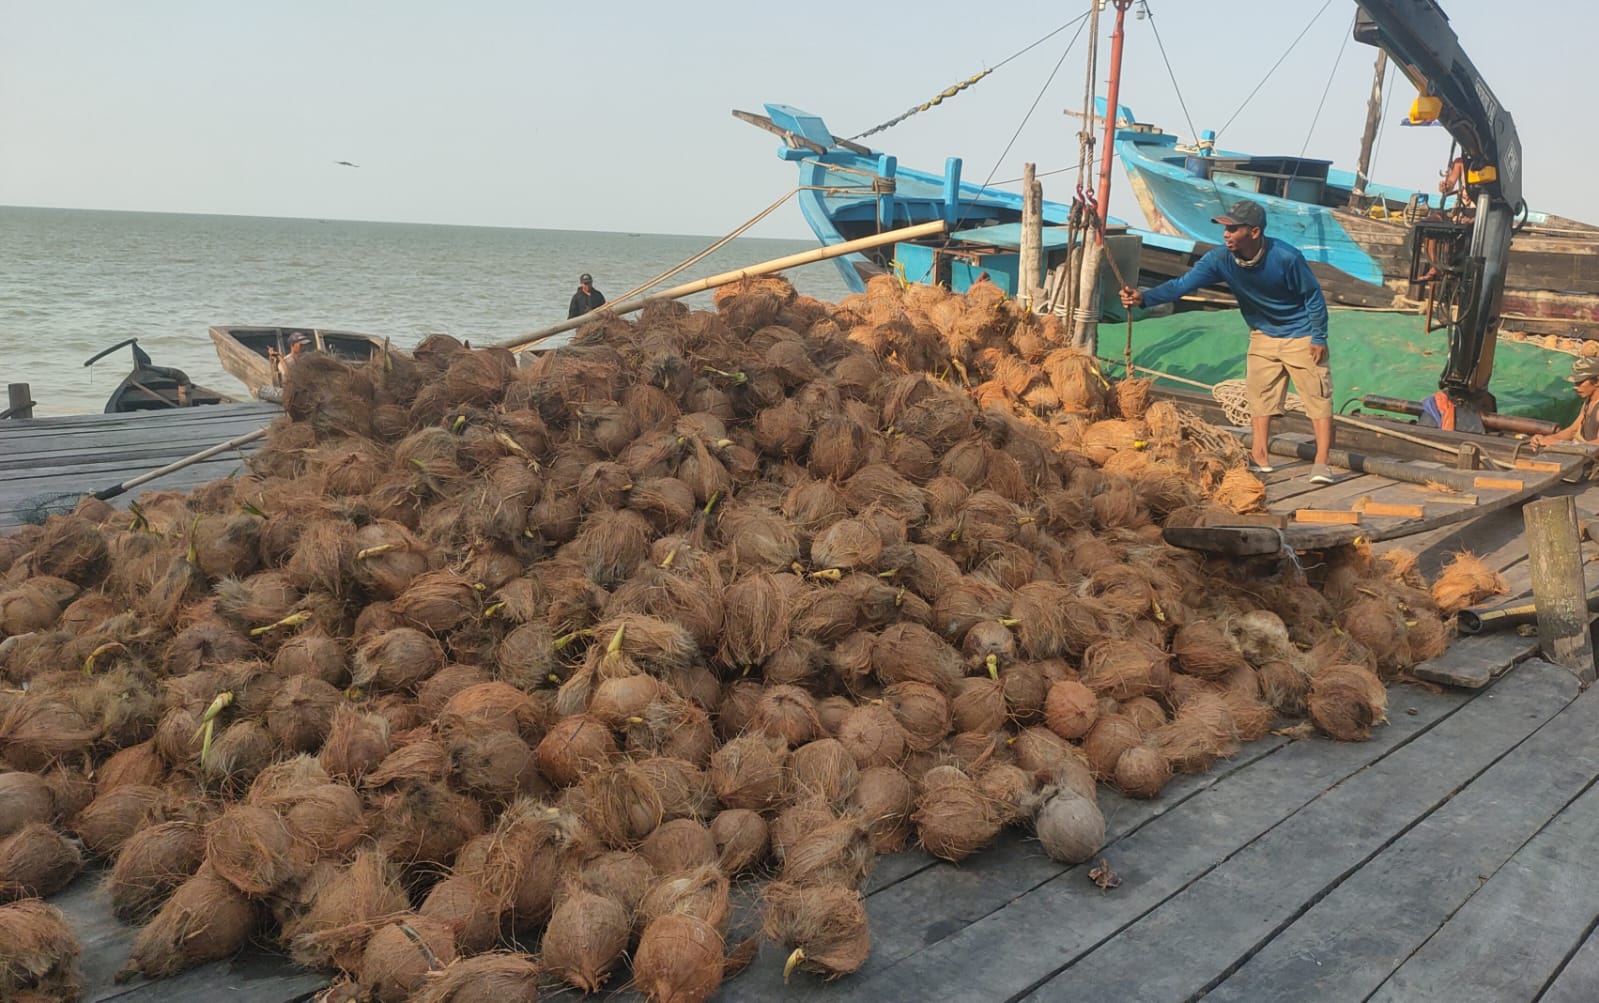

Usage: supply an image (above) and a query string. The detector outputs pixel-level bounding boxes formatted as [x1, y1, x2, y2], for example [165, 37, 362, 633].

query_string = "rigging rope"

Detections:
[847, 11, 1092, 141]
[1215, 0, 1336, 140]
[1296, 13, 1357, 162]
[1140, 1, 1201, 149]
[607, 189, 799, 304]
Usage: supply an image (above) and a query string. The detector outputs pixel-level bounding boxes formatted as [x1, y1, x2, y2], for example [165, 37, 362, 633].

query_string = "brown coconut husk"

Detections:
[418, 874, 502, 955]
[836, 703, 909, 770]
[1257, 659, 1313, 716]
[1308, 663, 1389, 741]
[565, 849, 656, 915]
[781, 815, 873, 889]
[535, 715, 617, 788]
[639, 863, 732, 933]
[0, 697, 97, 773]
[449, 730, 542, 804]
[199, 720, 276, 795]
[73, 784, 162, 858]
[871, 622, 964, 693]
[1151, 692, 1241, 773]
[0, 773, 55, 839]
[1000, 661, 1049, 724]
[273, 782, 367, 863]
[352, 627, 445, 694]
[1338, 598, 1413, 676]
[1113, 745, 1173, 799]
[351, 521, 433, 599]
[632, 913, 726, 1003]
[1080, 638, 1172, 701]
[976, 762, 1037, 824]
[769, 798, 836, 867]
[715, 680, 764, 740]
[393, 571, 479, 634]
[588, 673, 666, 727]
[285, 850, 411, 971]
[108, 820, 205, 923]
[709, 732, 789, 811]
[407, 952, 543, 1003]
[542, 888, 631, 993]
[271, 627, 349, 686]
[578, 762, 666, 849]
[39, 766, 91, 825]
[0, 823, 82, 902]
[437, 681, 546, 742]
[359, 914, 459, 1003]
[788, 737, 860, 811]
[717, 571, 792, 671]
[1172, 619, 1248, 679]
[0, 898, 82, 1002]
[1032, 787, 1106, 864]
[1043, 679, 1100, 740]
[951, 676, 1008, 734]
[119, 866, 256, 982]
[368, 781, 485, 870]
[0, 577, 78, 635]
[318, 705, 393, 783]
[638, 818, 719, 874]
[748, 685, 822, 748]
[1430, 551, 1509, 614]
[1082, 714, 1144, 778]
[261, 674, 340, 754]
[763, 880, 871, 982]
[710, 809, 770, 874]
[629, 703, 718, 768]
[24, 516, 108, 585]
[205, 804, 299, 896]
[363, 739, 449, 790]
[912, 768, 1001, 862]
[1212, 468, 1267, 513]
[1407, 612, 1454, 663]
[417, 664, 493, 719]
[882, 681, 952, 754]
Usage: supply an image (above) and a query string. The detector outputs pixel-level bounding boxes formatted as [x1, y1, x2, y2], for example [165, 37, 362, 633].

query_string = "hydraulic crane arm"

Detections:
[1353, 0, 1523, 405]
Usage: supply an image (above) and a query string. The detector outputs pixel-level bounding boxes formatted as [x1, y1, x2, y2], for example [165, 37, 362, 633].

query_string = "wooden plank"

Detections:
[1514, 458, 1565, 473]
[1353, 499, 1426, 518]
[1293, 509, 1361, 525]
[1475, 476, 1526, 492]
[1202, 512, 1290, 529]
[1368, 722, 1599, 1002]
[1018, 661, 1580, 1003]
[784, 677, 1481, 1003]
[1205, 659, 1599, 1002]
[1540, 927, 1599, 1003]
[1411, 630, 1541, 689]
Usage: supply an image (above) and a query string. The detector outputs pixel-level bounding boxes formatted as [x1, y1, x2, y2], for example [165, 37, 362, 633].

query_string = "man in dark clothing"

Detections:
[1120, 200, 1336, 484]
[568, 273, 606, 318]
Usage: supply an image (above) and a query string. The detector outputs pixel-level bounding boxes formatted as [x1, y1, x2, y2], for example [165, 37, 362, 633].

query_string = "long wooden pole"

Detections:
[1349, 50, 1389, 207]
[1524, 496, 1597, 681]
[495, 220, 948, 354]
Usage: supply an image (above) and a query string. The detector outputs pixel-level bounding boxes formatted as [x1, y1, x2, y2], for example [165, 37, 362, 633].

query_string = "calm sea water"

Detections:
[0, 207, 856, 416]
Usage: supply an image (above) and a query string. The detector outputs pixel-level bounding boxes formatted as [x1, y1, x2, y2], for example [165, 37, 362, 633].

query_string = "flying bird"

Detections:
[333, 160, 360, 168]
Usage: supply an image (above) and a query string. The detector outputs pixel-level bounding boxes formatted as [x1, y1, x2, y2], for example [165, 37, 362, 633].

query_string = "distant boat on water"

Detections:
[208, 326, 390, 398]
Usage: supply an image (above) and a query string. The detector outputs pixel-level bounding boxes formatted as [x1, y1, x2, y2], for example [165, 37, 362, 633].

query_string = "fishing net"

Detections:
[15, 492, 90, 526]
[1211, 379, 1305, 426]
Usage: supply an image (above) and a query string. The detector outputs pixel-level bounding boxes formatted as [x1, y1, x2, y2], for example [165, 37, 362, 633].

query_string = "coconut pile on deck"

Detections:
[0, 275, 1505, 1002]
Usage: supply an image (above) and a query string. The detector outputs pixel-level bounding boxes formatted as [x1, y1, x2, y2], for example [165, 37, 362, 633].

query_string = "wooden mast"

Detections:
[1349, 49, 1389, 208]
[1070, 0, 1135, 352]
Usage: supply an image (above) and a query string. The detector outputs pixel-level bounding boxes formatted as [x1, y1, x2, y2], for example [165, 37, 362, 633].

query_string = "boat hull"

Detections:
[209, 327, 390, 396]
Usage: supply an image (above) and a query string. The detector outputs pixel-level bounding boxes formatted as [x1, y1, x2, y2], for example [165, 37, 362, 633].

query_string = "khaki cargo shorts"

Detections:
[1245, 331, 1332, 420]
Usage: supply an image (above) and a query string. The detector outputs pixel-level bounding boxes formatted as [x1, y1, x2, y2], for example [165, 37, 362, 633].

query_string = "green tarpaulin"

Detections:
[1102, 309, 1580, 425]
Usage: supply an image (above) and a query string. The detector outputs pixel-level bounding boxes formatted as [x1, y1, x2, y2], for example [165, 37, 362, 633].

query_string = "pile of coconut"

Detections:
[0, 274, 1508, 1002]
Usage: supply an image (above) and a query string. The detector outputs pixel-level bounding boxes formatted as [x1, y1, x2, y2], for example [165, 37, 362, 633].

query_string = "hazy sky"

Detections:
[4, 1, 1594, 240]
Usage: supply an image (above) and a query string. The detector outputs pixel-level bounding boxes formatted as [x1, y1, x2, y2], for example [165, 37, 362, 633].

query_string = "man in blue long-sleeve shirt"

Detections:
[1120, 200, 1336, 484]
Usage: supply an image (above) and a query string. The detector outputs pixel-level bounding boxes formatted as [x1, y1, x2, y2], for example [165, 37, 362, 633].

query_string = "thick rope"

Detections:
[607, 189, 799, 304]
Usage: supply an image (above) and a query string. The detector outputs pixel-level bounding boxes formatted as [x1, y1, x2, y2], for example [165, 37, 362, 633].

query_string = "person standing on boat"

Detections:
[268, 332, 311, 383]
[1531, 356, 1599, 448]
[1119, 200, 1336, 485]
[568, 273, 606, 318]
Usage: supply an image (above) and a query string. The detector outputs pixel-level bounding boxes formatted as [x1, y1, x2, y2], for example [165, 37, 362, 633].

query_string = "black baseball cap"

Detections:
[580, 273, 593, 283]
[1212, 200, 1267, 229]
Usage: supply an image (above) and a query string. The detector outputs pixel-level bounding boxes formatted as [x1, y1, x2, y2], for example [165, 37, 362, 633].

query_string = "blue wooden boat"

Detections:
[1109, 102, 1599, 338]
[740, 103, 1204, 309]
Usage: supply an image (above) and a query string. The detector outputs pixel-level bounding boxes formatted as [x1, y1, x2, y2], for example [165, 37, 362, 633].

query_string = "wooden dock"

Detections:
[0, 403, 278, 530]
[18, 400, 1599, 1003]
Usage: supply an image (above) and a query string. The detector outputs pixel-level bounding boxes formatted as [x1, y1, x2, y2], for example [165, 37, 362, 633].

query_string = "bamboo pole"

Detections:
[1019, 163, 1042, 310]
[1523, 496, 1596, 681]
[496, 220, 948, 354]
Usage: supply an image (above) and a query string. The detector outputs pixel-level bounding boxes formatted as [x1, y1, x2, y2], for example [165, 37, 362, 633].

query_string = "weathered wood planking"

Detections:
[0, 403, 277, 529]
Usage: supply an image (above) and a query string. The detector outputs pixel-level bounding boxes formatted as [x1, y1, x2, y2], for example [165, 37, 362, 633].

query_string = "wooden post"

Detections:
[1348, 49, 1388, 208]
[6, 383, 32, 419]
[1019, 163, 1042, 311]
[1523, 496, 1596, 681]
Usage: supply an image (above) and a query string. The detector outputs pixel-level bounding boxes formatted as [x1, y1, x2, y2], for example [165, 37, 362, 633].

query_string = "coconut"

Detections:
[639, 863, 731, 933]
[1407, 612, 1453, 663]
[407, 952, 544, 1003]
[1223, 690, 1276, 742]
[492, 622, 557, 692]
[633, 913, 726, 1003]
[319, 704, 393, 782]
[789, 738, 861, 808]
[1151, 692, 1241, 773]
[811, 518, 883, 571]
[120, 867, 255, 981]
[710, 809, 770, 874]
[870, 622, 964, 692]
[1339, 598, 1413, 676]
[912, 768, 1000, 862]
[0, 898, 81, 1002]
[1430, 551, 1509, 614]
[1172, 619, 1247, 679]
[416, 874, 503, 955]
[0, 697, 97, 773]
[38, 766, 91, 827]
[107, 820, 205, 923]
[951, 676, 1008, 733]
[748, 685, 822, 747]
[781, 815, 873, 889]
[578, 762, 665, 849]
[763, 880, 871, 982]
[534, 714, 617, 788]
[364, 739, 449, 789]
[199, 719, 276, 795]
[631, 706, 718, 771]
[359, 914, 459, 1003]
[1113, 745, 1173, 799]
[273, 783, 367, 862]
[1082, 714, 1144, 779]
[213, 571, 298, 629]
[1308, 663, 1389, 741]
[205, 803, 298, 896]
[1043, 679, 1099, 740]
[256, 674, 337, 755]
[369, 781, 485, 870]
[836, 703, 908, 769]
[638, 818, 719, 874]
[589, 673, 666, 727]
[285, 850, 409, 971]
[771, 798, 837, 866]
[272, 628, 348, 686]
[1080, 638, 1172, 701]
[0, 773, 55, 839]
[1010, 726, 1081, 780]
[448, 730, 542, 804]
[884, 681, 952, 753]
[73, 784, 162, 858]
[1256, 659, 1312, 716]
[0, 823, 82, 902]
[717, 571, 792, 671]
[1032, 787, 1106, 863]
[709, 732, 789, 811]
[352, 627, 445, 694]
[437, 681, 545, 742]
[417, 663, 492, 719]
[976, 762, 1036, 824]
[542, 888, 631, 993]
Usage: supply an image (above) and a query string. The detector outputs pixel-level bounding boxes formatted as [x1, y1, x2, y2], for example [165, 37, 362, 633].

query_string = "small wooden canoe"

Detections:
[209, 326, 389, 397]
[86, 339, 232, 414]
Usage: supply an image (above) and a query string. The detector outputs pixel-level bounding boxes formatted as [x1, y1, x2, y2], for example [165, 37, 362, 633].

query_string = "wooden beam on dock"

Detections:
[1525, 496, 1597, 682]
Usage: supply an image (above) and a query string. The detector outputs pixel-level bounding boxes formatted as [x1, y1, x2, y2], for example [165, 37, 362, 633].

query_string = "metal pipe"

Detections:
[1457, 586, 1599, 635]
[1359, 394, 1558, 436]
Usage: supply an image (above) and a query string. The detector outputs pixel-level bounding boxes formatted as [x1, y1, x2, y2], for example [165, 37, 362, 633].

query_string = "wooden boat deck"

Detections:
[36, 478, 1599, 1003]
[0, 403, 278, 530]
